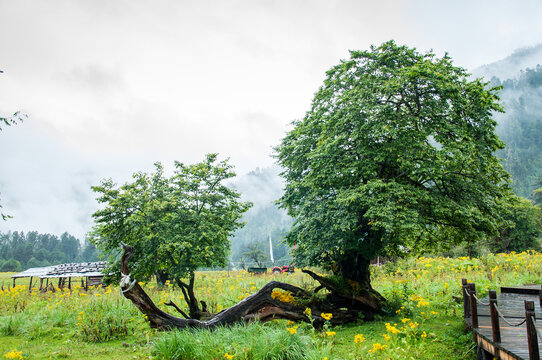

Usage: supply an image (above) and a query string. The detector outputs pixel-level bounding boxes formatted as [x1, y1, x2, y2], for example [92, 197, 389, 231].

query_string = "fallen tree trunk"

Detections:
[119, 245, 380, 330]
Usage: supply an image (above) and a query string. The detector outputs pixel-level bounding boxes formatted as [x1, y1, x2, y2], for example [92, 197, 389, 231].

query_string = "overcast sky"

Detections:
[1, 0, 542, 240]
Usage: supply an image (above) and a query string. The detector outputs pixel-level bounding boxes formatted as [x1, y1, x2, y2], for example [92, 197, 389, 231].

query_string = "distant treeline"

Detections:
[0, 231, 98, 272]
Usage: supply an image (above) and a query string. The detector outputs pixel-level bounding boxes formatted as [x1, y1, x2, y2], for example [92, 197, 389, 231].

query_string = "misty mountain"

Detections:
[229, 166, 293, 266]
[473, 44, 542, 80]
[473, 47, 542, 198]
[491, 67, 542, 197]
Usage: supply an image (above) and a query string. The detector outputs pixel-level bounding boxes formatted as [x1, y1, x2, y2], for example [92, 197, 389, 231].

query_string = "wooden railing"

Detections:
[462, 278, 542, 360]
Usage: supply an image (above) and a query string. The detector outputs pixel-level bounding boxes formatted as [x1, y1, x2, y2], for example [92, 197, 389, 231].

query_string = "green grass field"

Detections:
[2, 251, 541, 359]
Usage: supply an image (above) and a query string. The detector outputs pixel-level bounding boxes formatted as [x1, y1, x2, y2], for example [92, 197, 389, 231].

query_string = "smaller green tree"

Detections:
[242, 242, 268, 267]
[91, 154, 251, 319]
[490, 196, 542, 252]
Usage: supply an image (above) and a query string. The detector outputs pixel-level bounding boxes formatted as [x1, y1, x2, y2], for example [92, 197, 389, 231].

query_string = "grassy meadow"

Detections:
[2, 251, 542, 359]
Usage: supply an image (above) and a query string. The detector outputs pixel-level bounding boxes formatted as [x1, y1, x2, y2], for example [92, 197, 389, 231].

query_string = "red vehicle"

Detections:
[272, 265, 295, 274]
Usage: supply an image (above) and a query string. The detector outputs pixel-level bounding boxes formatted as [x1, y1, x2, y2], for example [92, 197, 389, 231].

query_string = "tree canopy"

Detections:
[276, 41, 512, 297]
[91, 154, 251, 318]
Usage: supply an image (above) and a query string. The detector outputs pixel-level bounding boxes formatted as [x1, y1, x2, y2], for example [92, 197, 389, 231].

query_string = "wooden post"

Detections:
[85, 277, 88, 291]
[58, 277, 62, 289]
[469, 283, 478, 328]
[13, 277, 16, 287]
[462, 279, 470, 319]
[39, 278, 44, 291]
[68, 277, 71, 290]
[28, 277, 33, 292]
[489, 290, 501, 343]
[525, 300, 539, 360]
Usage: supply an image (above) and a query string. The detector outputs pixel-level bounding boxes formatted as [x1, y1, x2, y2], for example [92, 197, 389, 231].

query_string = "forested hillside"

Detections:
[229, 167, 293, 266]
[0, 231, 98, 272]
[491, 66, 542, 197]
[474, 45, 542, 198]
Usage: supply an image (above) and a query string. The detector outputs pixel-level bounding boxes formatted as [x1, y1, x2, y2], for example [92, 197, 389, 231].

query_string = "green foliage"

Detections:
[242, 242, 268, 267]
[152, 323, 317, 360]
[90, 154, 251, 315]
[489, 195, 542, 252]
[276, 41, 512, 283]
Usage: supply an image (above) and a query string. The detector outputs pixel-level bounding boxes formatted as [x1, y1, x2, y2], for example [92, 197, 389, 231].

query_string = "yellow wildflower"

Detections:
[383, 333, 391, 341]
[385, 323, 400, 334]
[321, 313, 333, 321]
[286, 327, 297, 334]
[3, 349, 23, 359]
[224, 353, 234, 360]
[326, 331, 336, 337]
[368, 343, 387, 354]
[271, 289, 295, 304]
[354, 334, 365, 344]
[421, 331, 427, 338]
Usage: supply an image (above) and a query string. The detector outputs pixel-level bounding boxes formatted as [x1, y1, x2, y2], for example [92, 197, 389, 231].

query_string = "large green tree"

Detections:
[91, 154, 251, 319]
[276, 41, 512, 310]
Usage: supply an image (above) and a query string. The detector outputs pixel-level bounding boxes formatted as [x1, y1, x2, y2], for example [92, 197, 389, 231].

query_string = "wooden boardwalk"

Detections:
[463, 280, 542, 360]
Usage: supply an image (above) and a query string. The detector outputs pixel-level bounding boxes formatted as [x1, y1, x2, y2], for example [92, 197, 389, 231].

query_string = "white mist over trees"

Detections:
[229, 166, 293, 267]
[474, 45, 542, 198]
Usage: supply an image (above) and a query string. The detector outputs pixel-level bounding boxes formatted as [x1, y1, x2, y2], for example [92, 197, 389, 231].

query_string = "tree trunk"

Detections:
[299, 252, 386, 319]
[119, 245, 381, 330]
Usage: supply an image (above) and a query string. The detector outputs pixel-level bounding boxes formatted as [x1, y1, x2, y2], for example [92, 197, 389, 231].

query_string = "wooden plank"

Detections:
[501, 285, 542, 296]
[467, 289, 542, 360]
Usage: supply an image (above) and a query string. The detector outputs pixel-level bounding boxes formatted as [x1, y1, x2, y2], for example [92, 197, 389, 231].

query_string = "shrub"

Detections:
[76, 299, 139, 342]
[1, 258, 21, 272]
